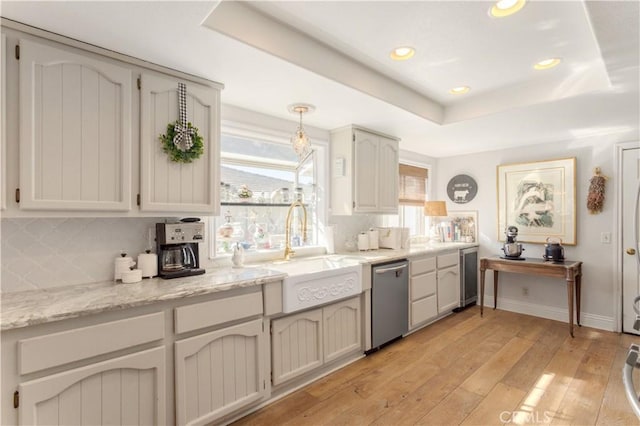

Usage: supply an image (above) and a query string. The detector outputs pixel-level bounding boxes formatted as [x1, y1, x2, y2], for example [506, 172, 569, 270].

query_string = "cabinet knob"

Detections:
[627, 248, 637, 255]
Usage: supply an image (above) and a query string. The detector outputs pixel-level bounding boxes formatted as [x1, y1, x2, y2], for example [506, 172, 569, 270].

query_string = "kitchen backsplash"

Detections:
[1, 218, 164, 293]
[0, 215, 381, 293]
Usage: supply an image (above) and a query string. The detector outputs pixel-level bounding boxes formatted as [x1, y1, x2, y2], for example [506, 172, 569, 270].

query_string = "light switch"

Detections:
[601, 232, 611, 244]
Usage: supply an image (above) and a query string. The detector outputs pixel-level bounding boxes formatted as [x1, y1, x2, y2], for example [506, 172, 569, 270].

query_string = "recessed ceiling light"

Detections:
[490, 0, 526, 17]
[534, 58, 561, 70]
[390, 46, 415, 61]
[449, 86, 470, 95]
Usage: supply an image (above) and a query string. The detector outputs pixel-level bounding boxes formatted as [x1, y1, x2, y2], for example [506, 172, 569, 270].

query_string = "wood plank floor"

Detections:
[233, 306, 640, 425]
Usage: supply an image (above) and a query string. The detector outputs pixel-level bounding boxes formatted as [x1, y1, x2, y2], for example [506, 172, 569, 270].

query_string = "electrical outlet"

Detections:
[601, 232, 611, 244]
[522, 287, 529, 296]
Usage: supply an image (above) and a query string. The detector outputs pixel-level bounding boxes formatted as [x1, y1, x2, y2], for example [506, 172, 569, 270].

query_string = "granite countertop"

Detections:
[1, 242, 477, 331]
[1, 267, 286, 331]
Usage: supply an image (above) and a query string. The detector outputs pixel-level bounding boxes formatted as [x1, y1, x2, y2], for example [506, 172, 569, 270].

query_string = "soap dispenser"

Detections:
[231, 242, 245, 268]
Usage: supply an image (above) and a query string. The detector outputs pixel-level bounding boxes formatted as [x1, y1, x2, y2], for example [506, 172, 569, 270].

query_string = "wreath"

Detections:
[159, 121, 204, 163]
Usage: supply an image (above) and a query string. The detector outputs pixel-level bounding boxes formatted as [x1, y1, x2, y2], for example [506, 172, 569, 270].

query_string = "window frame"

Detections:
[208, 120, 329, 259]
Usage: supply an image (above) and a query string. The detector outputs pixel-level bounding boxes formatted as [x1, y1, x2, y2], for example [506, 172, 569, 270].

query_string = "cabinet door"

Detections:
[1, 33, 6, 211]
[19, 39, 132, 211]
[353, 129, 378, 212]
[323, 297, 362, 363]
[140, 73, 219, 214]
[377, 136, 399, 213]
[18, 347, 165, 425]
[271, 309, 323, 386]
[174, 318, 267, 426]
[437, 265, 460, 313]
[411, 295, 437, 328]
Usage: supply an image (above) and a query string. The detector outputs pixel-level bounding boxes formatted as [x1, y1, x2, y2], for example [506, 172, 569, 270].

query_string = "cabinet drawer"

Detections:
[410, 271, 437, 301]
[411, 295, 437, 327]
[174, 291, 263, 334]
[411, 256, 436, 276]
[437, 252, 459, 269]
[19, 312, 165, 375]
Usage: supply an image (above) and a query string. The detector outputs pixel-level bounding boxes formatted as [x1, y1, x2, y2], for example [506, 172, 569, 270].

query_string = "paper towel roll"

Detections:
[325, 226, 335, 254]
[357, 233, 369, 251]
[368, 229, 379, 250]
[137, 252, 158, 278]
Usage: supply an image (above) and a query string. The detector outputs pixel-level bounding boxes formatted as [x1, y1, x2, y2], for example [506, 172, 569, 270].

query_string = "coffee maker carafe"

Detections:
[156, 222, 205, 279]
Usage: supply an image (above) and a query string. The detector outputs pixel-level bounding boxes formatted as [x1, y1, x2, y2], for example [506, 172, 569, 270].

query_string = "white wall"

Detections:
[436, 134, 635, 331]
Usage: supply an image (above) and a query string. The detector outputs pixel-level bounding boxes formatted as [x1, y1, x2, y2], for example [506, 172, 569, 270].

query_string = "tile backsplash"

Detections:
[1, 218, 163, 293]
[0, 215, 382, 293]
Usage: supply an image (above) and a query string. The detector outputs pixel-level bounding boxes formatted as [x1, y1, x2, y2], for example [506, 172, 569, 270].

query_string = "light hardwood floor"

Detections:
[234, 306, 640, 425]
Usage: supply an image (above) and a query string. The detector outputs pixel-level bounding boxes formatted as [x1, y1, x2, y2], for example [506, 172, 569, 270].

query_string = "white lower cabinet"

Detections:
[174, 318, 268, 426]
[271, 296, 362, 386]
[410, 251, 461, 330]
[437, 252, 460, 314]
[18, 347, 165, 426]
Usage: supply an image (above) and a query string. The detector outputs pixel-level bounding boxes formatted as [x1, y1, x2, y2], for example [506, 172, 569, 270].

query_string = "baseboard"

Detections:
[482, 296, 615, 332]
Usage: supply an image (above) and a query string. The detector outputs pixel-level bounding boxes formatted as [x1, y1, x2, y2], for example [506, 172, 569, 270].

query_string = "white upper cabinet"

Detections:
[1, 33, 6, 211]
[140, 73, 220, 214]
[331, 125, 399, 215]
[18, 39, 132, 211]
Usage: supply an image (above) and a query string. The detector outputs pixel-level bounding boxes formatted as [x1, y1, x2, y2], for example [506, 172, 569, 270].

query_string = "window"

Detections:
[384, 163, 430, 236]
[211, 132, 322, 257]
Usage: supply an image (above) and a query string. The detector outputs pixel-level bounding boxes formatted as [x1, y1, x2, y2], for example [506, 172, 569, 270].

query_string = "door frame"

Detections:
[616, 141, 640, 332]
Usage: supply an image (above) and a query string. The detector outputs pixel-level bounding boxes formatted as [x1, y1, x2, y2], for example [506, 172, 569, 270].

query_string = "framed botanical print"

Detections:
[497, 157, 576, 245]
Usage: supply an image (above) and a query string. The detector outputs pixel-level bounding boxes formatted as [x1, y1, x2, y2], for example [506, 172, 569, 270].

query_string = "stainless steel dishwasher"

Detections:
[371, 259, 409, 350]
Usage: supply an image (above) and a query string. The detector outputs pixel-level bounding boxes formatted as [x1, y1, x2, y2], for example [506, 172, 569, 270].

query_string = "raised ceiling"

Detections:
[1, 1, 638, 157]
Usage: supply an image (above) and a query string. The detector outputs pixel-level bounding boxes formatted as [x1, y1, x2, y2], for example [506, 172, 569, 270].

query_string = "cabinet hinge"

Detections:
[263, 379, 266, 390]
[15, 45, 20, 60]
[15, 188, 20, 204]
[353, 201, 356, 209]
[137, 77, 141, 90]
[352, 133, 355, 142]
[13, 390, 19, 409]
[136, 194, 140, 206]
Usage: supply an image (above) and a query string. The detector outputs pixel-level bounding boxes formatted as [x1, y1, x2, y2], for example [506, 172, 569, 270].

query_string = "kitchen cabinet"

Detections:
[437, 253, 460, 314]
[18, 38, 133, 211]
[2, 24, 222, 216]
[140, 73, 220, 214]
[409, 255, 438, 329]
[409, 251, 461, 329]
[271, 308, 323, 386]
[173, 291, 268, 426]
[331, 126, 399, 215]
[271, 296, 362, 386]
[18, 347, 165, 425]
[4, 312, 167, 425]
[174, 319, 268, 426]
[1, 33, 6, 211]
[323, 297, 362, 363]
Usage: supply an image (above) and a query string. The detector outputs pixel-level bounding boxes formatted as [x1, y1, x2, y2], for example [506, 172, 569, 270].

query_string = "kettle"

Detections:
[543, 237, 565, 262]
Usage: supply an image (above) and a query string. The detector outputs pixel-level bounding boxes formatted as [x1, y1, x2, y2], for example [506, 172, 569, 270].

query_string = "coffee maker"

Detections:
[156, 222, 205, 279]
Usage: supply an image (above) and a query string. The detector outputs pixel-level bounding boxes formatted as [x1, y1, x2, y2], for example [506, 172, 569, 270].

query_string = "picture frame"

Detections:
[443, 210, 478, 243]
[497, 157, 576, 245]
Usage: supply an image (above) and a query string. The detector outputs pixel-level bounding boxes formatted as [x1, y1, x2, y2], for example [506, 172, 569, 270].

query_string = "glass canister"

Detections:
[294, 187, 304, 203]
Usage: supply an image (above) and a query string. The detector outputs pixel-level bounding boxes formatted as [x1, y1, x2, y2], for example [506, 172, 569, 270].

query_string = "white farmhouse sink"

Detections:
[269, 257, 362, 313]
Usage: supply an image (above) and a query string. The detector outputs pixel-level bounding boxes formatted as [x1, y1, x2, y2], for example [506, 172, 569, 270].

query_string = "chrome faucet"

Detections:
[284, 200, 307, 260]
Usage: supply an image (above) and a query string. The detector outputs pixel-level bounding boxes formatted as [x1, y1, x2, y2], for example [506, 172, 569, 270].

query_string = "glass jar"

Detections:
[294, 187, 304, 203]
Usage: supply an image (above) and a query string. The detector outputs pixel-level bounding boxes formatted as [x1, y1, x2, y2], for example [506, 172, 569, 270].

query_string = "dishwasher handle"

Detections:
[374, 264, 407, 274]
[623, 344, 640, 419]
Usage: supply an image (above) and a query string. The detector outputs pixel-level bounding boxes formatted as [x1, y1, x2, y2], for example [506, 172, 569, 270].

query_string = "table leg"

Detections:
[493, 271, 499, 310]
[480, 268, 486, 317]
[567, 278, 575, 338]
[575, 272, 582, 326]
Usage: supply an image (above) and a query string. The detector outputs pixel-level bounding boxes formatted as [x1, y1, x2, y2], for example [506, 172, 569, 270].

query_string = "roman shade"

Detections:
[399, 164, 428, 206]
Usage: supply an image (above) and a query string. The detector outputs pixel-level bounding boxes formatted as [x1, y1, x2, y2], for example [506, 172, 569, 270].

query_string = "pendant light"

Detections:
[288, 103, 315, 161]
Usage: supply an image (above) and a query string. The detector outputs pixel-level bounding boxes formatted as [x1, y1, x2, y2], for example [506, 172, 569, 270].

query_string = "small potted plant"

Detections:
[237, 184, 253, 201]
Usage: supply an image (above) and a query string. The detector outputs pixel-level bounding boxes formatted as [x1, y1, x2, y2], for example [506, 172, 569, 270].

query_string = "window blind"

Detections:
[399, 164, 428, 206]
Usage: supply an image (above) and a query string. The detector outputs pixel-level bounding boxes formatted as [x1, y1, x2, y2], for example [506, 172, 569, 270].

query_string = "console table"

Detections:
[479, 257, 583, 337]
